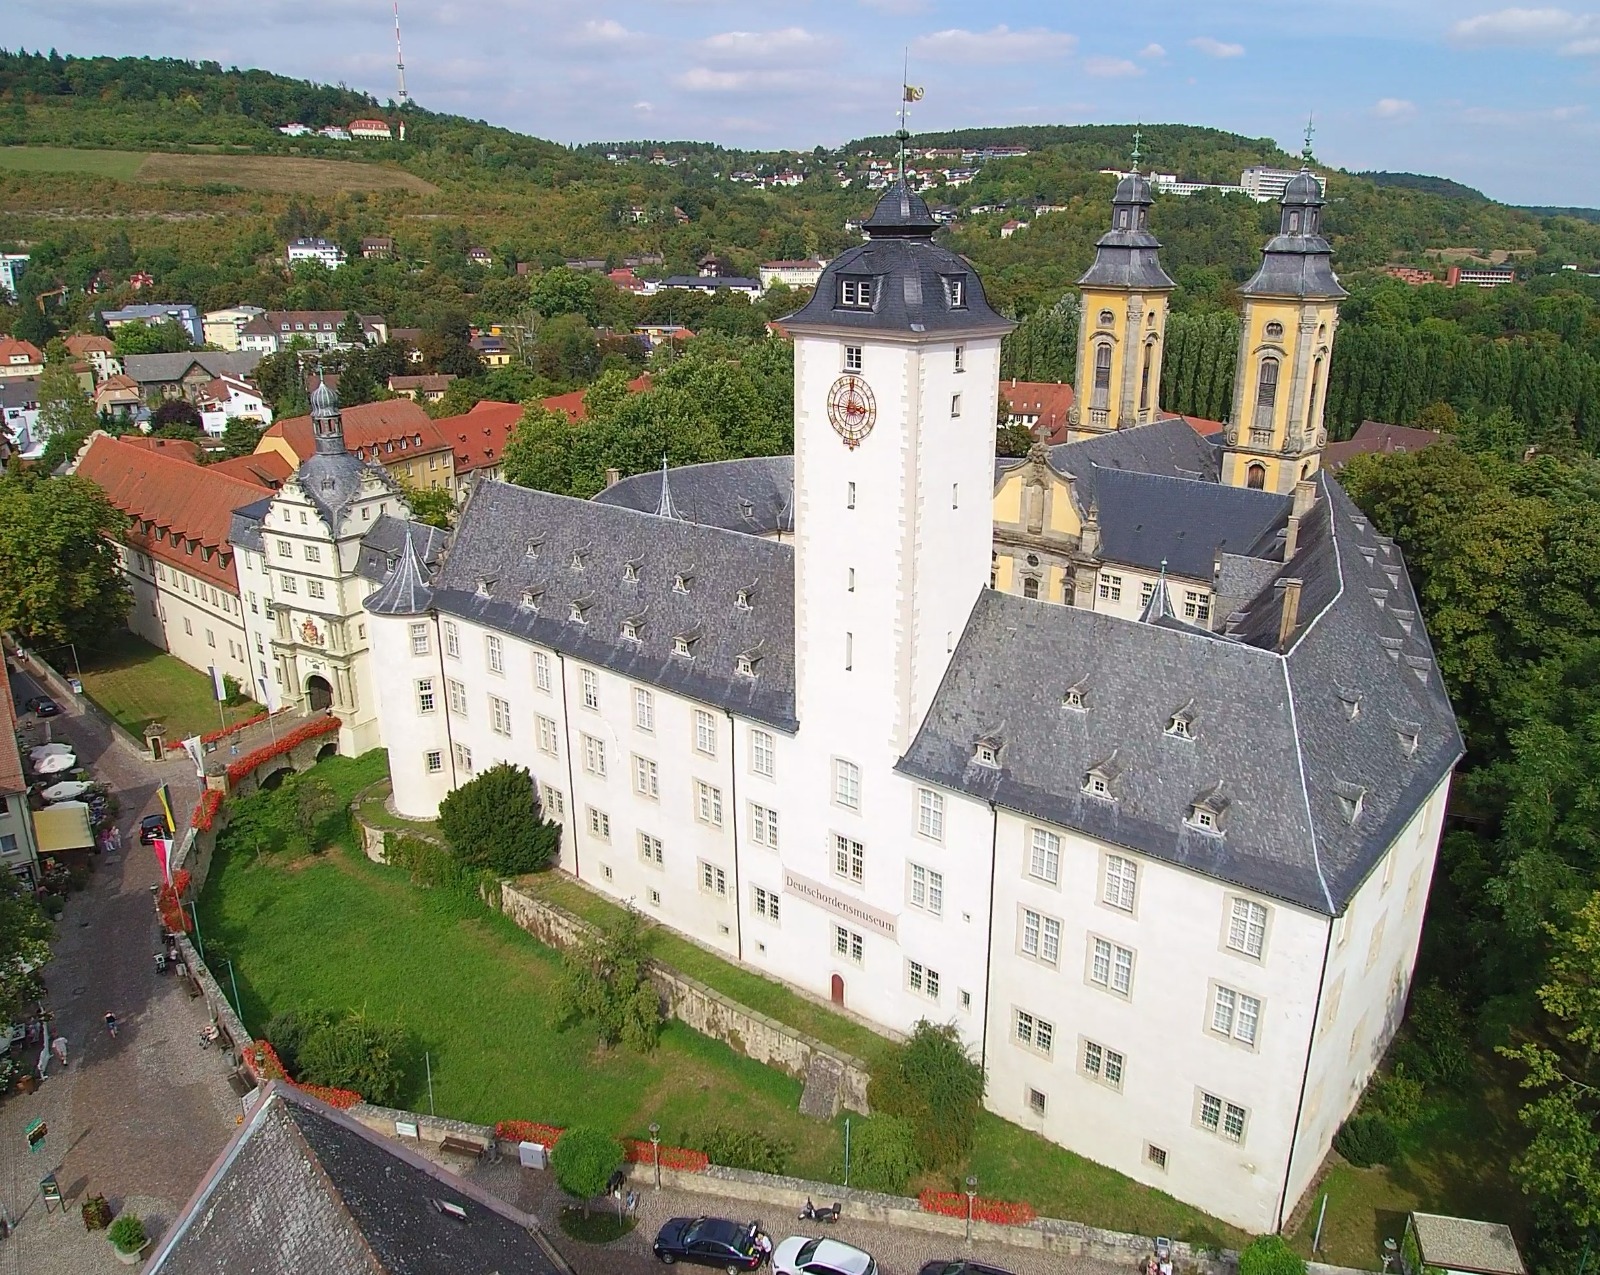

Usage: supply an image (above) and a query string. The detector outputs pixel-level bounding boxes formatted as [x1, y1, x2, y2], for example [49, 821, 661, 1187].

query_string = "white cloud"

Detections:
[1461, 102, 1588, 124]
[580, 18, 632, 41]
[1562, 34, 1600, 50]
[1372, 97, 1418, 118]
[672, 67, 812, 93]
[633, 100, 654, 113]
[859, 0, 932, 13]
[911, 25, 1077, 64]
[1188, 35, 1245, 57]
[701, 28, 826, 59]
[1138, 42, 1166, 59]
[1449, 6, 1596, 45]
[1083, 55, 1142, 78]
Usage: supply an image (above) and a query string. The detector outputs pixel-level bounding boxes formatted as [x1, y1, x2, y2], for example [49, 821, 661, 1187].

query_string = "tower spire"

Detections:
[393, 0, 409, 105]
[1130, 124, 1143, 173]
[1301, 113, 1315, 166]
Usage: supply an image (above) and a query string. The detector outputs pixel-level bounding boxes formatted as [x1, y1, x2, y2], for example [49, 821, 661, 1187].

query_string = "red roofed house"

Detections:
[258, 398, 455, 492]
[210, 450, 294, 489]
[64, 333, 122, 382]
[195, 374, 273, 436]
[71, 431, 276, 698]
[93, 373, 144, 420]
[1001, 379, 1076, 445]
[349, 119, 393, 141]
[0, 675, 42, 883]
[541, 373, 651, 423]
[437, 400, 526, 485]
[0, 338, 44, 380]
[1323, 419, 1443, 472]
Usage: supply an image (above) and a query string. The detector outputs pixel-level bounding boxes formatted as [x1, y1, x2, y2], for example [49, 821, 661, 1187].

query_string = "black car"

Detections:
[917, 1264, 1018, 1275]
[24, 696, 60, 717]
[139, 814, 170, 845]
[654, 1216, 770, 1272]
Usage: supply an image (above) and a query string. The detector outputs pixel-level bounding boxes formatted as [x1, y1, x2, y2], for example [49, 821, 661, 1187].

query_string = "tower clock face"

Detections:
[827, 375, 877, 449]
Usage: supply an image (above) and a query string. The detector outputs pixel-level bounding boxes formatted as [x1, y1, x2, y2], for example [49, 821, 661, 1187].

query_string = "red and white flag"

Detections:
[152, 836, 175, 886]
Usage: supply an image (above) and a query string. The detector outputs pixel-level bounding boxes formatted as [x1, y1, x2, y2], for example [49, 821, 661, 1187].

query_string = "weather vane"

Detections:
[1131, 124, 1143, 172]
[1302, 114, 1316, 165]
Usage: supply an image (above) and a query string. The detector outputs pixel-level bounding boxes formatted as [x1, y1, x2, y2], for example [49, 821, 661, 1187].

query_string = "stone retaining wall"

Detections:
[499, 880, 874, 1113]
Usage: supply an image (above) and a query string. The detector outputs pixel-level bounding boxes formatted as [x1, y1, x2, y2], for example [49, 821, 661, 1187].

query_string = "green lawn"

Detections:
[76, 631, 258, 740]
[354, 783, 443, 838]
[0, 145, 147, 180]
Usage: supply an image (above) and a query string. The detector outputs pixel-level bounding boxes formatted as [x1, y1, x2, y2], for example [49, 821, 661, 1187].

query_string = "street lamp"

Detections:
[965, 1175, 978, 1244]
[650, 1122, 661, 1190]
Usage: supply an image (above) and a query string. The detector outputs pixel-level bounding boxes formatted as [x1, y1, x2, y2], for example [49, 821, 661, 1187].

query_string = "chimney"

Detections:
[1292, 479, 1317, 517]
[604, 467, 621, 488]
[1080, 502, 1100, 557]
[1277, 578, 1304, 650]
[1283, 515, 1300, 562]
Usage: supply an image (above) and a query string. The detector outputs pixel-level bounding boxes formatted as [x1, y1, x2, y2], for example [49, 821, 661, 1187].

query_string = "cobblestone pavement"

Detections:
[444, 1153, 1122, 1275]
[0, 671, 240, 1275]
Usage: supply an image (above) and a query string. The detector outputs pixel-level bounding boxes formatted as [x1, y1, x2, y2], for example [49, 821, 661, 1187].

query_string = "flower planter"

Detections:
[112, 1241, 147, 1266]
[16, 1074, 36, 1094]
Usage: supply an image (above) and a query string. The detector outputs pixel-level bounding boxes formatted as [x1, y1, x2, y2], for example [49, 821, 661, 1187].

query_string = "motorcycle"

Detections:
[798, 1198, 841, 1224]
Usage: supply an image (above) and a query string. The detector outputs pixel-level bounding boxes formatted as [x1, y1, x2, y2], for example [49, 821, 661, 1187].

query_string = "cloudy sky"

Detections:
[10, 0, 1600, 205]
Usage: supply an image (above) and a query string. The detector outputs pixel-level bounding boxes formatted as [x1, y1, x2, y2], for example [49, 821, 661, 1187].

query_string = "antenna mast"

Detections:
[393, 0, 409, 104]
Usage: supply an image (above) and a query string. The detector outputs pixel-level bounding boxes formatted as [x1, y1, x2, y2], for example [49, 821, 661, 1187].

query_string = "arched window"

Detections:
[1117, 209, 1130, 229]
[1247, 463, 1267, 490]
[1098, 309, 1114, 328]
[1139, 342, 1155, 413]
[1023, 481, 1045, 535]
[1022, 577, 1040, 599]
[1092, 343, 1113, 410]
[1253, 357, 1279, 433]
[1307, 356, 1325, 434]
[1265, 321, 1284, 341]
[1288, 210, 1301, 233]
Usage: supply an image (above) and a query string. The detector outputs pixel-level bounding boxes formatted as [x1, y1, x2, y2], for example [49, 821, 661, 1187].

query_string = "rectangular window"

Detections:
[695, 781, 724, 826]
[444, 621, 460, 658]
[1367, 915, 1387, 970]
[954, 344, 966, 373]
[425, 750, 443, 773]
[1029, 828, 1061, 884]
[634, 687, 654, 732]
[542, 785, 564, 817]
[753, 885, 780, 922]
[453, 742, 473, 773]
[834, 925, 864, 964]
[1021, 909, 1062, 966]
[833, 758, 861, 810]
[694, 709, 717, 756]
[1089, 936, 1135, 997]
[486, 634, 504, 674]
[751, 729, 775, 778]
[750, 802, 779, 849]
[950, 392, 962, 418]
[581, 668, 599, 709]
[907, 960, 941, 1000]
[844, 630, 852, 671]
[587, 807, 611, 840]
[1184, 590, 1212, 623]
[1014, 1009, 1054, 1056]
[634, 755, 659, 799]
[1028, 1088, 1048, 1117]
[840, 277, 873, 308]
[278, 539, 292, 557]
[582, 734, 606, 777]
[305, 578, 325, 600]
[1227, 898, 1269, 959]
[1198, 1091, 1249, 1143]
[1097, 572, 1122, 602]
[917, 788, 944, 841]
[489, 695, 512, 737]
[280, 574, 297, 593]
[909, 863, 943, 915]
[410, 622, 430, 655]
[206, 629, 216, 646]
[700, 860, 727, 896]
[1082, 1039, 1125, 1090]
[1210, 985, 1263, 1046]
[304, 544, 321, 563]
[448, 679, 467, 716]
[639, 832, 664, 865]
[833, 834, 865, 884]
[844, 344, 863, 371]
[847, 481, 856, 510]
[534, 650, 551, 690]
[1103, 855, 1138, 911]
[536, 715, 559, 756]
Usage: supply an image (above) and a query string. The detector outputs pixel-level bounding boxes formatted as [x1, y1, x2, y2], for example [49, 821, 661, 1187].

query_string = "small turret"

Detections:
[310, 375, 347, 456]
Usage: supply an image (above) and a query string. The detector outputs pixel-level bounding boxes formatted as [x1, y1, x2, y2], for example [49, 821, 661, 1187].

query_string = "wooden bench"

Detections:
[438, 1136, 487, 1161]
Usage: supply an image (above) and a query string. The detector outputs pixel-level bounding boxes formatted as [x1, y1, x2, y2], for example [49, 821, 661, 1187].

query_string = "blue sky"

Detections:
[11, 0, 1599, 205]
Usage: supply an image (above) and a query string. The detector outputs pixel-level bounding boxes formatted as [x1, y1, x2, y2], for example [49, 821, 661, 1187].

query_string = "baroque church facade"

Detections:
[360, 169, 1460, 1233]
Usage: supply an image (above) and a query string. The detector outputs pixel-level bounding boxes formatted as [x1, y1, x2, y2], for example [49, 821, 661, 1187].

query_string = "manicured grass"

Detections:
[1285, 1063, 1530, 1270]
[76, 630, 259, 740]
[0, 145, 147, 180]
[354, 782, 442, 838]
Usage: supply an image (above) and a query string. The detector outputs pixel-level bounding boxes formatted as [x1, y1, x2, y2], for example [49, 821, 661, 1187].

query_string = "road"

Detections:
[0, 668, 239, 1274]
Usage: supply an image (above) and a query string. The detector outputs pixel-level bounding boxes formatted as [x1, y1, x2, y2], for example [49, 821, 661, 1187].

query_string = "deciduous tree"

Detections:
[0, 473, 130, 647]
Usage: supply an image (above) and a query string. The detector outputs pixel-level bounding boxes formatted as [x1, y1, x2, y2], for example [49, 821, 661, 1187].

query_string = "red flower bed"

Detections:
[495, 1120, 566, 1146]
[918, 1190, 1035, 1226]
[166, 711, 273, 753]
[156, 869, 193, 933]
[225, 716, 341, 785]
[624, 1139, 708, 1171]
[242, 1040, 361, 1109]
[191, 789, 224, 831]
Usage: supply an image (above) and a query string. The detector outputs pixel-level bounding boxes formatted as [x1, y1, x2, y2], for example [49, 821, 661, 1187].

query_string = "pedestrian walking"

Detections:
[104, 1013, 118, 1039]
[50, 1036, 67, 1068]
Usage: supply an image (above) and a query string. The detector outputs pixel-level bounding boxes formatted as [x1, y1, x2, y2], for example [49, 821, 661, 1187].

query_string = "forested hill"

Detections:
[1355, 171, 1488, 201]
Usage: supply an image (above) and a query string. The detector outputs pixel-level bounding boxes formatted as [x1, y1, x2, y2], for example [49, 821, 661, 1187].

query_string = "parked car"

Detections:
[138, 814, 169, 845]
[653, 1216, 771, 1271]
[772, 1236, 876, 1275]
[918, 1263, 1019, 1275]
[24, 695, 60, 717]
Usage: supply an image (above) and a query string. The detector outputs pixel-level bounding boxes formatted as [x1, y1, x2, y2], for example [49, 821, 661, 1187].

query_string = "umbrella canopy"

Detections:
[34, 753, 77, 775]
[29, 743, 73, 761]
[41, 780, 92, 802]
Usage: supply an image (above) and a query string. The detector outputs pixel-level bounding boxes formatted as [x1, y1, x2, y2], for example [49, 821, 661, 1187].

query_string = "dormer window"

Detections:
[975, 742, 1000, 768]
[1165, 702, 1197, 740]
[524, 536, 542, 560]
[475, 577, 495, 598]
[736, 651, 759, 677]
[1186, 784, 1229, 835]
[1337, 687, 1362, 721]
[943, 274, 968, 308]
[1188, 806, 1219, 833]
[1335, 782, 1366, 825]
[735, 588, 753, 612]
[1393, 718, 1421, 758]
[623, 561, 639, 583]
[839, 276, 873, 309]
[1062, 683, 1087, 712]
[570, 549, 585, 571]
[673, 634, 696, 658]
[622, 618, 641, 641]
[674, 573, 692, 594]
[569, 600, 589, 624]
[1083, 771, 1111, 799]
[520, 588, 541, 612]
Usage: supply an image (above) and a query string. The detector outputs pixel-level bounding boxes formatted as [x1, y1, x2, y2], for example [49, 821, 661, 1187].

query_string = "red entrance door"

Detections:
[830, 974, 844, 1006]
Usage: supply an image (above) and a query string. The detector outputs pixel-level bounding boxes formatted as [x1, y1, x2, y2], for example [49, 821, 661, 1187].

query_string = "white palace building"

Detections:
[359, 174, 1461, 1233]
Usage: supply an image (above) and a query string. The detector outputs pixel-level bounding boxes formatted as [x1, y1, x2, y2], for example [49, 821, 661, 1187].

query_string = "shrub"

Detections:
[1394, 983, 1472, 1088]
[868, 1020, 984, 1170]
[686, 1124, 791, 1175]
[1333, 1113, 1401, 1167]
[388, 835, 467, 889]
[297, 1009, 407, 1105]
[81, 1195, 112, 1230]
[264, 1008, 333, 1077]
[438, 762, 560, 876]
[1365, 1066, 1425, 1129]
[846, 1114, 920, 1194]
[107, 1213, 147, 1253]
[552, 1126, 623, 1215]
[550, 907, 662, 1051]
[1238, 1235, 1306, 1275]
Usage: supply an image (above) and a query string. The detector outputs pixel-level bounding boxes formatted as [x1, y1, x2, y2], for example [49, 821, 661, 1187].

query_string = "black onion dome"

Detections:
[1077, 169, 1175, 292]
[1239, 168, 1346, 301]
[861, 179, 937, 237]
[310, 376, 338, 418]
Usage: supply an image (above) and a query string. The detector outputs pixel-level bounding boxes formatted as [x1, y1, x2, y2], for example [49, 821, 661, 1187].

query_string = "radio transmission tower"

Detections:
[393, 0, 409, 104]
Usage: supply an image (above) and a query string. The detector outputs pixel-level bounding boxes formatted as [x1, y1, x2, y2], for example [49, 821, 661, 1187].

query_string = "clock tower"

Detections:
[783, 180, 1013, 760]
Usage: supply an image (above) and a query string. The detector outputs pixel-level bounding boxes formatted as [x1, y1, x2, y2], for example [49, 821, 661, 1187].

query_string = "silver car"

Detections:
[771, 1235, 877, 1275]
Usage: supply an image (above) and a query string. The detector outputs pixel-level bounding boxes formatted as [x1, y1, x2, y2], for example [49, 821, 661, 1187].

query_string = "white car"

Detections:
[771, 1236, 877, 1275]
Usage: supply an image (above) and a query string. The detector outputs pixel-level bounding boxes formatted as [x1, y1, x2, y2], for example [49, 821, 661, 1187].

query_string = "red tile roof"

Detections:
[0, 338, 44, 366]
[438, 400, 525, 475]
[65, 333, 117, 357]
[1169, 414, 1226, 437]
[1001, 380, 1076, 443]
[0, 675, 24, 797]
[73, 432, 267, 593]
[265, 398, 451, 463]
[541, 373, 651, 423]
[211, 451, 294, 487]
[120, 436, 203, 463]
[1323, 420, 1442, 471]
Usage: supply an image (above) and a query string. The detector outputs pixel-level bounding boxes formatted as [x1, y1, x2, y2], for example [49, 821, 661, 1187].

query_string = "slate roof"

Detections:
[1240, 166, 1347, 301]
[384, 478, 798, 731]
[899, 472, 1462, 915]
[593, 455, 795, 537]
[784, 181, 1013, 338]
[1078, 171, 1177, 293]
[1031, 415, 1222, 511]
[122, 351, 260, 385]
[1092, 468, 1290, 580]
[357, 514, 449, 583]
[146, 1084, 570, 1275]
[367, 527, 434, 615]
[660, 276, 760, 291]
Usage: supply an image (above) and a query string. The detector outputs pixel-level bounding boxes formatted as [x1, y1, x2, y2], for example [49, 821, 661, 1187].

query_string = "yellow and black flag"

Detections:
[904, 85, 924, 102]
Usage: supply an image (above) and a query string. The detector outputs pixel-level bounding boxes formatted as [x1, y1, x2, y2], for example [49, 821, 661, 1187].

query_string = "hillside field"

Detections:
[0, 146, 146, 181]
[0, 146, 437, 194]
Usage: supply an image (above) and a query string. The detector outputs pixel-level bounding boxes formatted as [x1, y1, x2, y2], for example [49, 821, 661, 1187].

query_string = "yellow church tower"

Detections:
[1222, 135, 1346, 492]
[1067, 141, 1175, 440]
